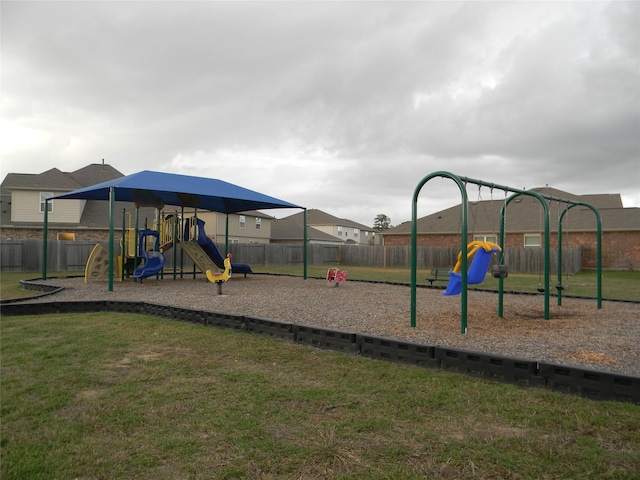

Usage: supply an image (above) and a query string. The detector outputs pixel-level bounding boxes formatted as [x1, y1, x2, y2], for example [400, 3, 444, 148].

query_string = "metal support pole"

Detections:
[558, 208, 565, 306]
[42, 199, 49, 280]
[303, 208, 308, 279]
[108, 187, 115, 292]
[225, 214, 229, 256]
[411, 171, 468, 332]
[121, 209, 126, 281]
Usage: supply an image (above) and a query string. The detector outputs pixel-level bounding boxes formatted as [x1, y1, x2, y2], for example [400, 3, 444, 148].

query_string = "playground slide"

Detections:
[133, 251, 166, 279]
[443, 241, 500, 296]
[133, 229, 166, 279]
[194, 219, 252, 275]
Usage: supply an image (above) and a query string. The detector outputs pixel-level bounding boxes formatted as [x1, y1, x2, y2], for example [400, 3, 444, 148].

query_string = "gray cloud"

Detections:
[1, 1, 638, 227]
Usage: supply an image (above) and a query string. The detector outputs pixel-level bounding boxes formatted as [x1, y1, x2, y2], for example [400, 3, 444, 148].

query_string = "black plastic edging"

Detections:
[293, 325, 358, 353]
[539, 362, 640, 403]
[357, 334, 439, 369]
[435, 347, 545, 388]
[244, 316, 295, 341]
[202, 311, 245, 331]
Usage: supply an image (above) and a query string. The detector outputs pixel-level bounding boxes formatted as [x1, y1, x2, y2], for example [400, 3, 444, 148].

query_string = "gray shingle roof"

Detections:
[385, 187, 638, 235]
[281, 208, 374, 230]
[68, 163, 124, 187]
[271, 216, 343, 243]
[2, 169, 83, 191]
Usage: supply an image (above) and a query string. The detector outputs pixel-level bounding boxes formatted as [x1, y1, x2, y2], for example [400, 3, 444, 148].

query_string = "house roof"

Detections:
[2, 168, 83, 191]
[282, 208, 374, 230]
[1, 164, 156, 229]
[68, 163, 125, 187]
[384, 187, 639, 235]
[271, 216, 344, 243]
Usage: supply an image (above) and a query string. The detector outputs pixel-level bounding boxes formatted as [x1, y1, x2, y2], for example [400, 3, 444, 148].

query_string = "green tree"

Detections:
[373, 214, 391, 231]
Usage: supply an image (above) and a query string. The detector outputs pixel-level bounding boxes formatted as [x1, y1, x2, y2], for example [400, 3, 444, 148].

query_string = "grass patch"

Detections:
[0, 272, 83, 301]
[0, 272, 46, 300]
[2, 313, 639, 479]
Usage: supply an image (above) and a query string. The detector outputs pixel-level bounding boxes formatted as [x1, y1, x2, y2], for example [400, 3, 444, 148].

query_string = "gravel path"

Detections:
[13, 274, 640, 376]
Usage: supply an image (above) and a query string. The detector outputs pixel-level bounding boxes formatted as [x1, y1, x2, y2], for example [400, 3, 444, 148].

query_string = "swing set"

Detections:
[410, 171, 603, 334]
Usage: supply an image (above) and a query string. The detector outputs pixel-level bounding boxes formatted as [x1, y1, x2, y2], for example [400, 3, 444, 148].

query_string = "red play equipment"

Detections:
[326, 268, 348, 286]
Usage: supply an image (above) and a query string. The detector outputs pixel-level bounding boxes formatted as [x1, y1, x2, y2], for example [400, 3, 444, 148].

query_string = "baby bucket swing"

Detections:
[443, 186, 504, 296]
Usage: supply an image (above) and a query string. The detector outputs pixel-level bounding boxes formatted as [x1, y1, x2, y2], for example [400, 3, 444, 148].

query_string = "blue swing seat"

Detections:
[443, 241, 501, 296]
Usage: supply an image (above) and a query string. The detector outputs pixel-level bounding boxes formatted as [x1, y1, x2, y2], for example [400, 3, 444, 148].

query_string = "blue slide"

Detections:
[194, 219, 253, 276]
[134, 229, 166, 279]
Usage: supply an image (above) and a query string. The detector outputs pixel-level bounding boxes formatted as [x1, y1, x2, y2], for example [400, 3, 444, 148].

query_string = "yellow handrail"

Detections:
[451, 241, 501, 274]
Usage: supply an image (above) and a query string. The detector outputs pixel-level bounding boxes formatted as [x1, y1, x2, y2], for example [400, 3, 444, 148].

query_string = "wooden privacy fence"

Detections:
[1, 240, 581, 274]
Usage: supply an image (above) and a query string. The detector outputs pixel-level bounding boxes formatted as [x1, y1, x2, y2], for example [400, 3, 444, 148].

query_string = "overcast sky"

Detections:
[1, 1, 638, 226]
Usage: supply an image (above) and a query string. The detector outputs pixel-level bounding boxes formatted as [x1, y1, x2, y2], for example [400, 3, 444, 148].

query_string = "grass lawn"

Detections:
[2, 312, 639, 479]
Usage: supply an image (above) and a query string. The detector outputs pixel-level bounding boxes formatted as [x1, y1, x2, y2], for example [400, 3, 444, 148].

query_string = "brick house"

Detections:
[382, 187, 640, 270]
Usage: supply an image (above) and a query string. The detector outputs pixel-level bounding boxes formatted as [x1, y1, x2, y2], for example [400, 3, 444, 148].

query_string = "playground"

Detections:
[17, 273, 640, 377]
[35, 169, 638, 376]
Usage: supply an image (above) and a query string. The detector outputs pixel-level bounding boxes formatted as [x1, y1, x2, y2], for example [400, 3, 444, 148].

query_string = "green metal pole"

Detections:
[108, 187, 115, 292]
[173, 210, 178, 280]
[498, 202, 506, 317]
[134, 207, 139, 283]
[121, 209, 126, 281]
[180, 207, 184, 279]
[542, 199, 550, 320]
[410, 171, 468, 332]
[303, 208, 308, 279]
[596, 210, 602, 309]
[156, 208, 162, 279]
[225, 214, 229, 255]
[42, 199, 49, 280]
[460, 186, 469, 334]
[557, 207, 565, 306]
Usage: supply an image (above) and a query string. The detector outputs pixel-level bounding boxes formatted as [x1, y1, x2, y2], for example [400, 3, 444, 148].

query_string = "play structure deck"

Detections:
[84, 214, 252, 286]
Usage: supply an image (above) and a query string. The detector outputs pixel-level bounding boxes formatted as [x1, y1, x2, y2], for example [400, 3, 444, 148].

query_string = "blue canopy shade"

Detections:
[52, 170, 302, 213]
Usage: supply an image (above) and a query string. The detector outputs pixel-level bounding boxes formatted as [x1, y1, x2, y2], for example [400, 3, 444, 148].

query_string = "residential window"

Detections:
[473, 234, 497, 244]
[354, 228, 359, 237]
[40, 192, 53, 213]
[337, 226, 343, 236]
[239, 215, 246, 229]
[57, 233, 75, 240]
[524, 234, 541, 248]
[255, 217, 261, 230]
